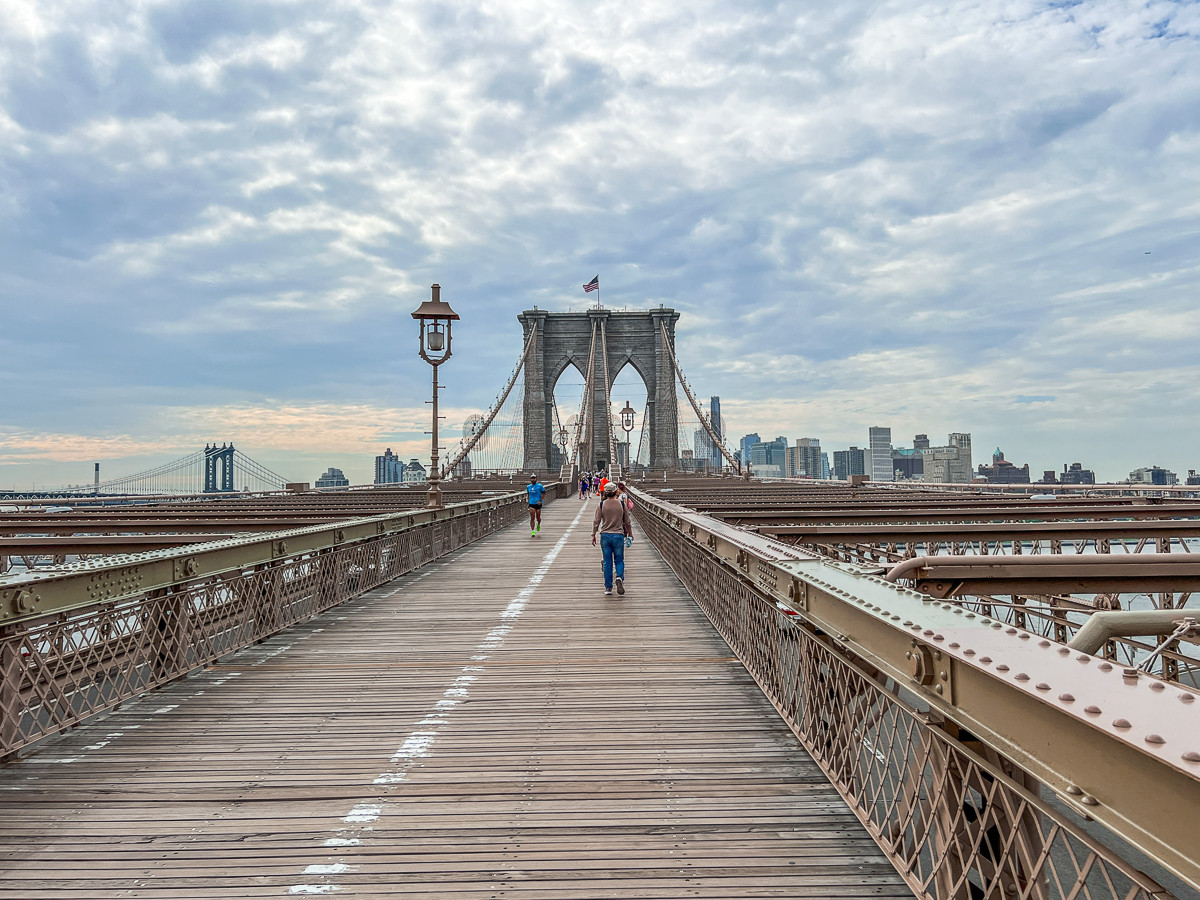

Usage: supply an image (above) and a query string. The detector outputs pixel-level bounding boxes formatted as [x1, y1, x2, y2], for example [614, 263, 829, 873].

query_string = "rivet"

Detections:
[949, 642, 960, 649]
[933, 634, 944, 642]
[1081, 794, 1098, 806]
[1180, 694, 1196, 704]
[1183, 751, 1200, 763]
[1065, 785, 1083, 796]
[1113, 718, 1132, 729]
[1019, 633, 1031, 641]
[1084, 705, 1102, 715]
[1059, 693, 1075, 702]
[1005, 628, 1017, 635]
[1036, 682, 1051, 691]
[1057, 647, 1070, 656]
[935, 685, 943, 695]
[903, 621, 913, 627]
[1098, 663, 1113, 672]
[1077, 655, 1090, 663]
[923, 629, 935, 636]
[997, 664, 1010, 672]
[1039, 640, 1051, 648]
[964, 649, 976, 656]
[1150, 683, 1165, 692]
[979, 656, 991, 664]
[1145, 734, 1166, 745]
[1015, 672, 1030, 681]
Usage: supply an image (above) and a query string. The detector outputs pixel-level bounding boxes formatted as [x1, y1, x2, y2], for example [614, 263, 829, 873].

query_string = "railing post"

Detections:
[0, 627, 20, 759]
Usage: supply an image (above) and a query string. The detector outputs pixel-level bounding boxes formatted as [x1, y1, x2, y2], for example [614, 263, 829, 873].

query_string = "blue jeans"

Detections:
[600, 532, 625, 590]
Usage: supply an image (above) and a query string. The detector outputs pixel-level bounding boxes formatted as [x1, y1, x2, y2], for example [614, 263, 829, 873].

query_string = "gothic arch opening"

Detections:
[517, 307, 680, 472]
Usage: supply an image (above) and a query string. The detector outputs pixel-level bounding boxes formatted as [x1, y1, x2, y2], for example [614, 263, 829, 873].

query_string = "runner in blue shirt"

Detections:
[526, 474, 546, 537]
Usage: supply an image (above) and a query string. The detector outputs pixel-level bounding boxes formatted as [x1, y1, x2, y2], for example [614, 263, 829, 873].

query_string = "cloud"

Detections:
[1, 0, 1199, 488]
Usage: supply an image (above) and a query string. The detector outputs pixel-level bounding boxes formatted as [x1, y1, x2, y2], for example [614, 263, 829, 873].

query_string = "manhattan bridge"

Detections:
[0, 301, 1197, 899]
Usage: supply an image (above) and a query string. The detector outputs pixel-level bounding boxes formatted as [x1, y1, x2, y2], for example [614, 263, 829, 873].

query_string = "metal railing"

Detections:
[632, 487, 1198, 900]
[0, 488, 557, 759]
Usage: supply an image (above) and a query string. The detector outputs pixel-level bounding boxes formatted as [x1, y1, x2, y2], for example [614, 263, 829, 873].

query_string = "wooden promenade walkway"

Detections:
[0, 498, 911, 899]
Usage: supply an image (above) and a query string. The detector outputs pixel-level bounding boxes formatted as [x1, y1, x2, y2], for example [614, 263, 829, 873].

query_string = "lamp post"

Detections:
[411, 284, 460, 509]
[619, 401, 636, 471]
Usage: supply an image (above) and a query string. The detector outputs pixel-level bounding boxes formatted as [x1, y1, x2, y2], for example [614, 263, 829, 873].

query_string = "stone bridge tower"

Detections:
[517, 307, 680, 471]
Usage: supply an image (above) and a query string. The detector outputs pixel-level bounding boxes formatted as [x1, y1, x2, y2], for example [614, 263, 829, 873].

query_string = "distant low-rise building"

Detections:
[891, 447, 924, 481]
[977, 448, 1030, 484]
[316, 467, 349, 489]
[1129, 466, 1178, 486]
[1187, 470, 1200, 487]
[403, 460, 428, 483]
[920, 432, 973, 484]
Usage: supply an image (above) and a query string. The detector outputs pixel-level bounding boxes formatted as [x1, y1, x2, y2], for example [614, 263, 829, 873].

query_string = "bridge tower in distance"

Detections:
[204, 443, 236, 493]
[517, 307, 680, 471]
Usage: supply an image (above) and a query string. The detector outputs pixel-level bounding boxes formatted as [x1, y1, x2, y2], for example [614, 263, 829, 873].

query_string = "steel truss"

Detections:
[0, 490, 546, 759]
[632, 485, 1200, 900]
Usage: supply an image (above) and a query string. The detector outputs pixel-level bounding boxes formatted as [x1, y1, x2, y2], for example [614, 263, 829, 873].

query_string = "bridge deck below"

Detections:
[0, 498, 911, 899]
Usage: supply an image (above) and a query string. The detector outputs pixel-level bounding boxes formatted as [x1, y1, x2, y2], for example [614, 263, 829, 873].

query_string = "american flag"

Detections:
[582, 275, 599, 293]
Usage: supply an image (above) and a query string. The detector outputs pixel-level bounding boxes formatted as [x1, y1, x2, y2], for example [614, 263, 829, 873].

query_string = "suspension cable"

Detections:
[440, 322, 538, 479]
[658, 320, 741, 474]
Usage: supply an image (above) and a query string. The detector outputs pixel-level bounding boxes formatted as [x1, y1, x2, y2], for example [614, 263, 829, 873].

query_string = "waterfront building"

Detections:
[787, 438, 823, 478]
[403, 460, 427, 483]
[833, 447, 868, 481]
[739, 433, 761, 466]
[315, 467, 349, 489]
[709, 397, 723, 467]
[977, 448, 1030, 484]
[891, 447, 924, 481]
[693, 428, 714, 468]
[1041, 462, 1096, 485]
[869, 427, 893, 482]
[750, 437, 788, 476]
[375, 448, 404, 485]
[1128, 466, 1178, 486]
[920, 432, 973, 484]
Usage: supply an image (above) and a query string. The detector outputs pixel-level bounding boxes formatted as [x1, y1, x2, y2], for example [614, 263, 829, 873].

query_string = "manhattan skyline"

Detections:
[2, 2, 1198, 488]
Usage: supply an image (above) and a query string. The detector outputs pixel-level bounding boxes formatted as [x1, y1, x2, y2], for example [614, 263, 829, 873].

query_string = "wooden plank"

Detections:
[0, 499, 912, 899]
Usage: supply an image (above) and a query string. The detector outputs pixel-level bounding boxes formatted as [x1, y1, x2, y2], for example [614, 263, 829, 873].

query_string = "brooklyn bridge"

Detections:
[1, 303, 1197, 899]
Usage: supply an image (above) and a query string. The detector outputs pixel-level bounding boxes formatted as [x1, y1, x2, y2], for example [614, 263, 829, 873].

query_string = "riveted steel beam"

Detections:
[630, 486, 1200, 892]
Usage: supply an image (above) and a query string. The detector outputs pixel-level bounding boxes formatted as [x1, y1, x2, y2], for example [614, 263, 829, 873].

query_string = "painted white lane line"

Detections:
[287, 504, 585, 894]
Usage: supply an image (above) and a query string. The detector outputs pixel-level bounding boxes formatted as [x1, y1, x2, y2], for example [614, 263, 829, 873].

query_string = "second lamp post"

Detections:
[411, 284, 460, 509]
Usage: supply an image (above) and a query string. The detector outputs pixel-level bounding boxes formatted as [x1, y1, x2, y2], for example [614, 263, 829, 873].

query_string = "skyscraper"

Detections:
[740, 433, 761, 467]
[709, 396, 722, 466]
[833, 447, 868, 481]
[869, 426, 893, 482]
[375, 448, 404, 485]
[787, 438, 823, 478]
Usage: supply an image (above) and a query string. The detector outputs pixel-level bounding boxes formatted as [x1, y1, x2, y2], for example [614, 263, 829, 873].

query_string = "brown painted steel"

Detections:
[0, 497, 909, 899]
[630, 484, 1200, 898]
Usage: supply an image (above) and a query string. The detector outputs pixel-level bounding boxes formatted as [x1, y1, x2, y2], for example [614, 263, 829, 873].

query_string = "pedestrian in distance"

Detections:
[526, 474, 545, 537]
[579, 474, 588, 500]
[591, 482, 631, 596]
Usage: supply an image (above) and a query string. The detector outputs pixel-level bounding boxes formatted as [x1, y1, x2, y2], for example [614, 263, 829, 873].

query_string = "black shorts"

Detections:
[529, 503, 542, 510]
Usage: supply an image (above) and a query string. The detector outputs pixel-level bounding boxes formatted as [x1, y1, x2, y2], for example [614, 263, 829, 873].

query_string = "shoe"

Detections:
[536, 523, 541, 533]
[615, 577, 624, 595]
[531, 531, 536, 537]
[604, 589, 613, 595]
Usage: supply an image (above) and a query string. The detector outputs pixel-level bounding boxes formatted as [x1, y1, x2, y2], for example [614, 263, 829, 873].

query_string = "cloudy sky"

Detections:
[2, 0, 1198, 488]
